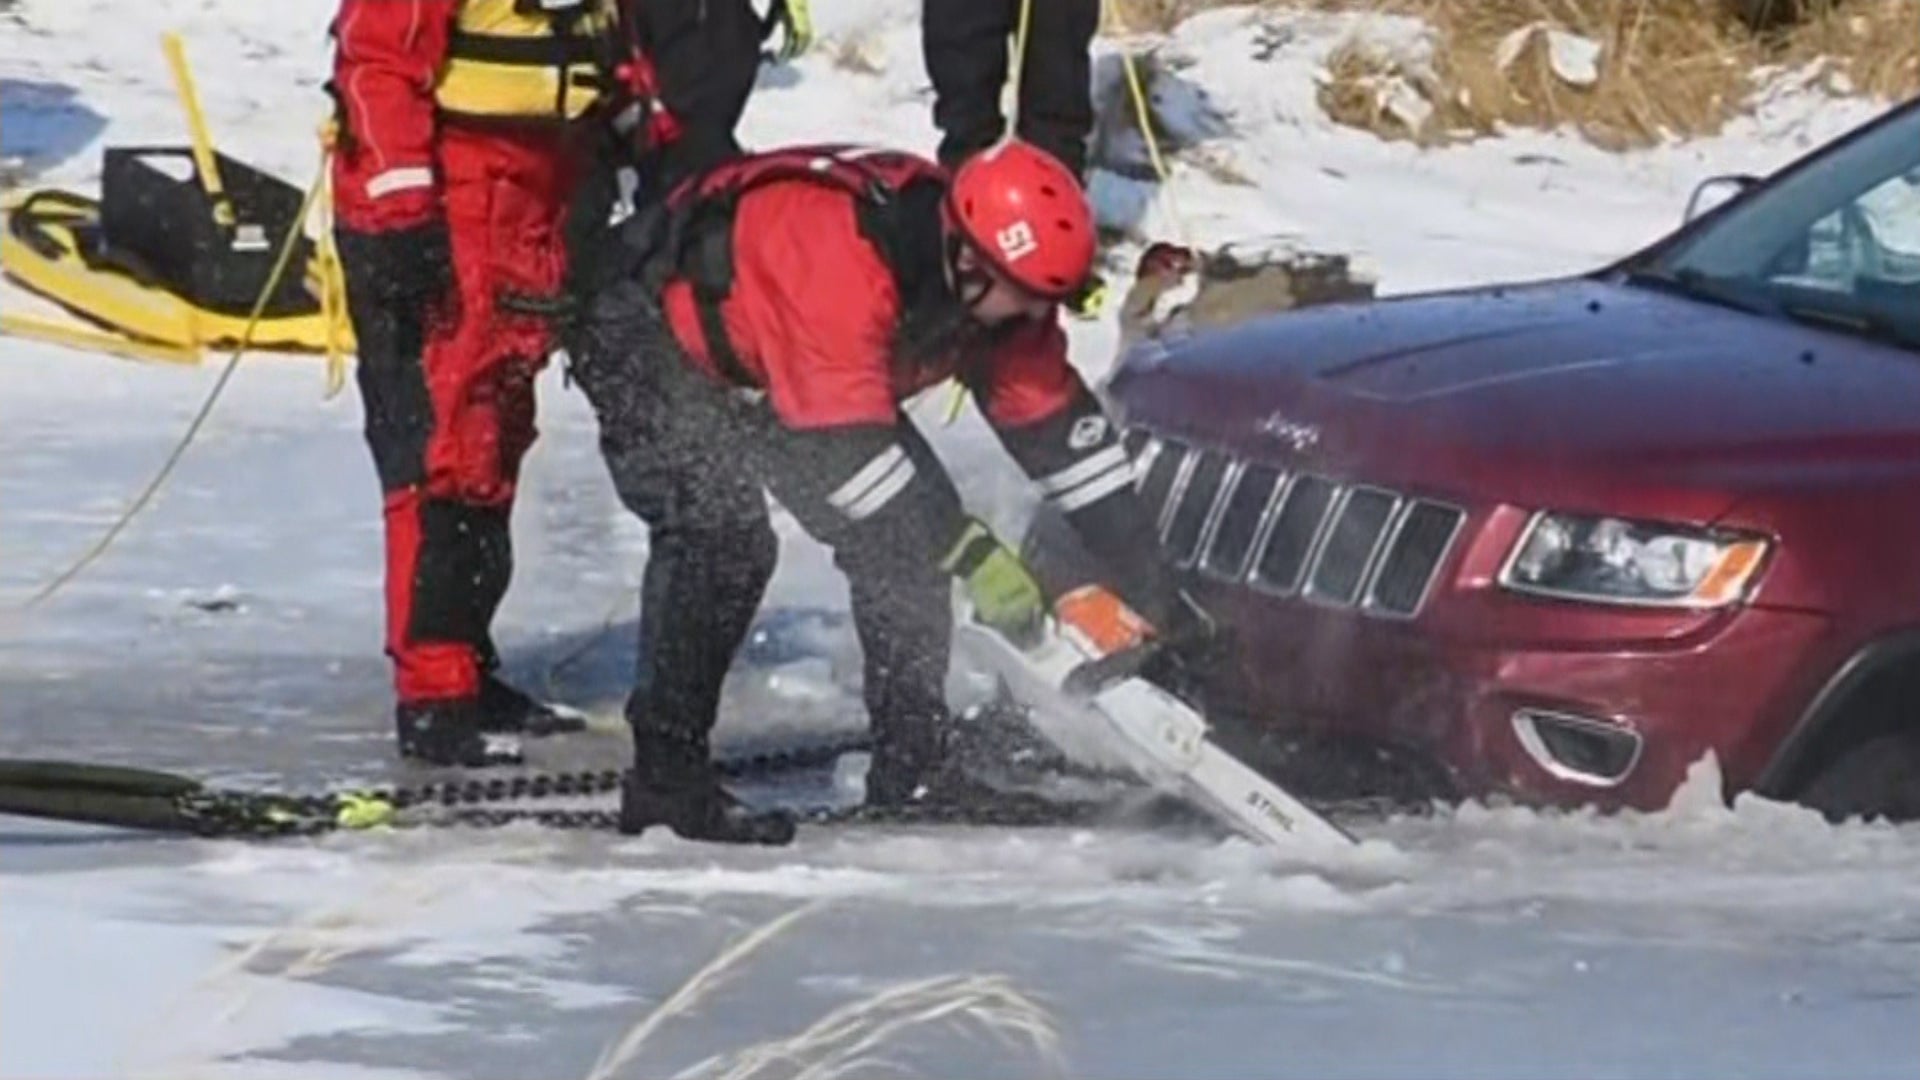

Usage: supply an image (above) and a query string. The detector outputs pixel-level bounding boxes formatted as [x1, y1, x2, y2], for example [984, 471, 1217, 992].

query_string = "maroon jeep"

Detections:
[1083, 96, 1920, 820]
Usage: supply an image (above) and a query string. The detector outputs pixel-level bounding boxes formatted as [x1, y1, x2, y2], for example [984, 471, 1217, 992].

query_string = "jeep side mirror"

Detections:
[1684, 174, 1760, 223]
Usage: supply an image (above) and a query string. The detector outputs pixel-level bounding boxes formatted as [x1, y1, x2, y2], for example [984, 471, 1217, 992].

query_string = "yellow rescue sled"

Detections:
[1, 32, 352, 362]
[0, 148, 353, 356]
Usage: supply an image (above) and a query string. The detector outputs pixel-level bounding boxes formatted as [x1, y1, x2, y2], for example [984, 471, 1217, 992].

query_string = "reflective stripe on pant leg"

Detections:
[739, 416, 964, 761]
[832, 423, 959, 764]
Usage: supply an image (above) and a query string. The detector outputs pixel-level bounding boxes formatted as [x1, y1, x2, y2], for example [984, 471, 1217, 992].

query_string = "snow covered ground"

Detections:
[5, 1, 1920, 1077]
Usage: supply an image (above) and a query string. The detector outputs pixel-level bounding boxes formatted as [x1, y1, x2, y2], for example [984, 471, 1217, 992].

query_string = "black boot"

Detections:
[865, 721, 944, 808]
[866, 755, 1012, 812]
[477, 673, 588, 737]
[396, 699, 524, 767]
[620, 737, 796, 845]
[864, 717, 1009, 811]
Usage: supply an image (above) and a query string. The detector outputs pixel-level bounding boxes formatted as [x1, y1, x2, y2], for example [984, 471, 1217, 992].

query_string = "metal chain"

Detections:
[422, 794, 1109, 834]
[159, 728, 1421, 840]
[367, 768, 628, 811]
[431, 806, 625, 831]
[164, 732, 877, 838]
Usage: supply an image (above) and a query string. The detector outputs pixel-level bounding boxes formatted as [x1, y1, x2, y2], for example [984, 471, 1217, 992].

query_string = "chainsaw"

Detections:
[953, 584, 1356, 851]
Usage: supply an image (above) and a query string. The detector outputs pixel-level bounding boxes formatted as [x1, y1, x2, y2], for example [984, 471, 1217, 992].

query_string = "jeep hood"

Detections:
[1108, 277, 1920, 519]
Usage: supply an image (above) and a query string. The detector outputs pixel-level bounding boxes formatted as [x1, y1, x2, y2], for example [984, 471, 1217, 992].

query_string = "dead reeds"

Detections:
[1107, 0, 1920, 149]
[587, 900, 1063, 1080]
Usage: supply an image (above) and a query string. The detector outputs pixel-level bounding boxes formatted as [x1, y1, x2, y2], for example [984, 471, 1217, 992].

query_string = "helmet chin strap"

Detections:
[944, 232, 995, 315]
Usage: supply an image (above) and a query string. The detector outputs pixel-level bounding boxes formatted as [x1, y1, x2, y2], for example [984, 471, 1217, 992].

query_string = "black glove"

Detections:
[335, 217, 453, 310]
[1138, 590, 1233, 704]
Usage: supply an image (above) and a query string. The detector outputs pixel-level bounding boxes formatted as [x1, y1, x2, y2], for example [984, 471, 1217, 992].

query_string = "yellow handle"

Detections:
[161, 31, 234, 228]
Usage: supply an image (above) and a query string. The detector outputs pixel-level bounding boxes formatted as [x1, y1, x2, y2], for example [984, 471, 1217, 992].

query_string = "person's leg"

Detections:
[1013, 0, 1099, 180]
[922, 0, 1018, 169]
[733, 416, 970, 805]
[634, 0, 765, 187]
[567, 278, 791, 844]
[463, 130, 596, 735]
[348, 127, 530, 767]
[829, 429, 960, 803]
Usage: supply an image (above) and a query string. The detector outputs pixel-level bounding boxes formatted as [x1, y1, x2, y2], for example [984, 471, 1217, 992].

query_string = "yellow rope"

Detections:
[1009, 0, 1035, 120]
[16, 33, 345, 610]
[19, 156, 331, 611]
[1104, 0, 1187, 243]
[944, 0, 1189, 427]
[943, 0, 1041, 427]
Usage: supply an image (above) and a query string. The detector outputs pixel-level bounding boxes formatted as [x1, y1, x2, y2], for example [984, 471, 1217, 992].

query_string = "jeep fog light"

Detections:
[1512, 709, 1642, 787]
[1499, 512, 1769, 608]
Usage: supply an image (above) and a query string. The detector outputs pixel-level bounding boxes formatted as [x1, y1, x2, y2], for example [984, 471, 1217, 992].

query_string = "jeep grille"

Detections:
[1127, 432, 1464, 619]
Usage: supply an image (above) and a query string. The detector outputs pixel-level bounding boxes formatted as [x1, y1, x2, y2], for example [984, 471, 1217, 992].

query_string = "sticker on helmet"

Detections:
[995, 220, 1039, 263]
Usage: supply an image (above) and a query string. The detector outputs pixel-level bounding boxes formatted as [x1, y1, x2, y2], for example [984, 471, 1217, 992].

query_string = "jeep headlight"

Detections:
[1500, 513, 1770, 608]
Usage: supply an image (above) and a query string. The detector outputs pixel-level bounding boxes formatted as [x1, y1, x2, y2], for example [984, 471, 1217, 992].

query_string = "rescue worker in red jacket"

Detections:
[327, 0, 683, 768]
[564, 139, 1207, 845]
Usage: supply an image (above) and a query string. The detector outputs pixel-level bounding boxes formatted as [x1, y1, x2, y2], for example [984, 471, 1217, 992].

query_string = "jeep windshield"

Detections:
[1623, 102, 1920, 352]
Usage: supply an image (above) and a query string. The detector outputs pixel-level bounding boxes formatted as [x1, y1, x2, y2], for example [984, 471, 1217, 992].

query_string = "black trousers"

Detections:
[632, 0, 766, 190]
[565, 280, 955, 778]
[922, 0, 1099, 178]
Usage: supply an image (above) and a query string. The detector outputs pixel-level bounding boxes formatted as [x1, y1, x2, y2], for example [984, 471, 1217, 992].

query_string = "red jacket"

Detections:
[328, 0, 664, 233]
[330, 0, 452, 232]
[589, 145, 1187, 629]
[660, 177, 1084, 433]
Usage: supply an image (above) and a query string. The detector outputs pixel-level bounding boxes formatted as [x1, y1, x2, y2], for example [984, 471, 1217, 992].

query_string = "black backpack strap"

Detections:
[636, 149, 920, 386]
[852, 175, 945, 315]
[661, 192, 749, 386]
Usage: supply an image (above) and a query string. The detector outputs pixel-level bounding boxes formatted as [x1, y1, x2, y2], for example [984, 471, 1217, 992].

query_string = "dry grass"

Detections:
[586, 900, 1063, 1080]
[588, 901, 826, 1080]
[121, 871, 459, 1078]
[686, 974, 1064, 1080]
[831, 31, 888, 76]
[1317, 0, 1773, 149]
[1105, 0, 1920, 149]
[1776, 0, 1920, 97]
[1109, 0, 1223, 32]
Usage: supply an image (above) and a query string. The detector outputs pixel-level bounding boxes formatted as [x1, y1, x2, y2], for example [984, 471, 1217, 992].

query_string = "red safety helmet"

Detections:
[943, 139, 1097, 302]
